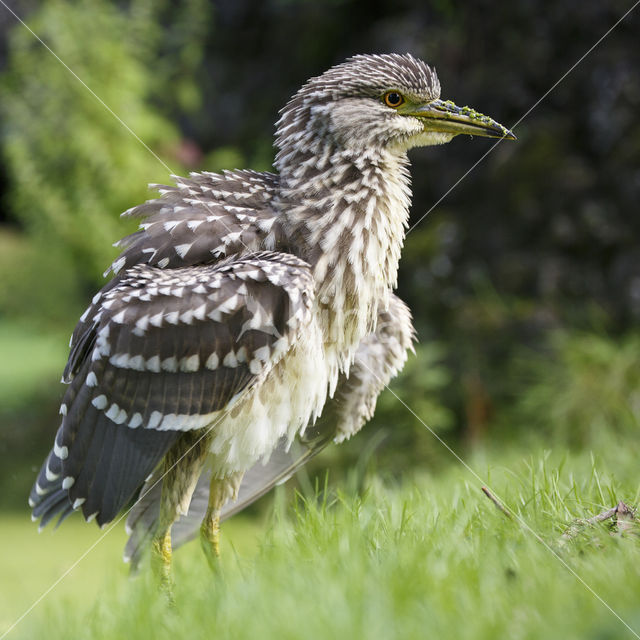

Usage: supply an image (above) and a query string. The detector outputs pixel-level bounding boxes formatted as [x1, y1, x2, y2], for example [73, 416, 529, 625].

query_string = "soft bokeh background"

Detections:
[0, 0, 639, 636]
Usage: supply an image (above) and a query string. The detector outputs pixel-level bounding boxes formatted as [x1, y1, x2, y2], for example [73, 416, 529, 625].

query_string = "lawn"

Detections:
[2, 441, 639, 640]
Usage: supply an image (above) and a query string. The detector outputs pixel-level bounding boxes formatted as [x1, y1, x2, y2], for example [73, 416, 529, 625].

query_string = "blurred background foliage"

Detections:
[0, 0, 638, 509]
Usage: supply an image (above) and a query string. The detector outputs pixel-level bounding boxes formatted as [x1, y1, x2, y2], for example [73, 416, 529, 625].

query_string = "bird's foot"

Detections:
[151, 529, 175, 601]
[200, 512, 221, 572]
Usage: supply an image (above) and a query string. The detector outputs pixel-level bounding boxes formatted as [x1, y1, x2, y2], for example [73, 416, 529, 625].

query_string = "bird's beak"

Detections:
[403, 98, 516, 140]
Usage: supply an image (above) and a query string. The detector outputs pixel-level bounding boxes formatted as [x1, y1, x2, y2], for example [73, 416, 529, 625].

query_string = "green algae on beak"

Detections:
[402, 98, 516, 140]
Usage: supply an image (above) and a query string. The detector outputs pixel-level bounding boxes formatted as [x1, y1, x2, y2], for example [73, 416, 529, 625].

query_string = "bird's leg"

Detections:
[200, 506, 220, 568]
[200, 471, 243, 571]
[151, 512, 175, 598]
[151, 433, 210, 598]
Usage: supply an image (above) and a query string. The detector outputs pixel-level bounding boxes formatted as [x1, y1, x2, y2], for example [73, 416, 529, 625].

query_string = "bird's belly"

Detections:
[205, 324, 330, 477]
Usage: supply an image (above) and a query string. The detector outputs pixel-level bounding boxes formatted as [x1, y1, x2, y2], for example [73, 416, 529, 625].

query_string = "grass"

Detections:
[2, 441, 639, 640]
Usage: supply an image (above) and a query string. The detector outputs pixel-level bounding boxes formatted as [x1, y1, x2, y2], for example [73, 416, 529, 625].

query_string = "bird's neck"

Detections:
[275, 142, 412, 368]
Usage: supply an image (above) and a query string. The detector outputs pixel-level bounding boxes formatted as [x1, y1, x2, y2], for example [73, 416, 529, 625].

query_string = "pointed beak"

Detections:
[403, 98, 516, 140]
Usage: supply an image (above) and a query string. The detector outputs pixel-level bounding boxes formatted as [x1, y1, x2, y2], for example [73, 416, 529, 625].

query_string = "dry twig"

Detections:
[481, 486, 513, 519]
[560, 501, 637, 544]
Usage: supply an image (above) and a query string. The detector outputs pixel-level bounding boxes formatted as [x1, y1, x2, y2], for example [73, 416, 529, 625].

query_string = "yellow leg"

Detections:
[200, 507, 221, 572]
[151, 527, 174, 600]
[199, 471, 243, 572]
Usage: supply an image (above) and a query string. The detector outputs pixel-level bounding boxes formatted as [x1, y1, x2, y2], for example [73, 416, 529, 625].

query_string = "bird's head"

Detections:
[275, 53, 515, 159]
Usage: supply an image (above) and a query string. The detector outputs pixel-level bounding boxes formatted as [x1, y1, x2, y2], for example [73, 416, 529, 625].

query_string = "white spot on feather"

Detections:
[179, 309, 194, 324]
[175, 243, 192, 259]
[249, 359, 262, 374]
[207, 308, 222, 322]
[217, 294, 240, 315]
[128, 355, 145, 371]
[253, 345, 271, 362]
[45, 465, 59, 482]
[128, 413, 143, 429]
[149, 311, 164, 327]
[54, 442, 69, 460]
[162, 356, 178, 372]
[110, 353, 130, 368]
[148, 411, 162, 429]
[92, 395, 108, 410]
[106, 403, 121, 421]
[180, 354, 199, 372]
[133, 315, 149, 336]
[221, 231, 242, 245]
[112, 310, 127, 324]
[223, 351, 238, 367]
[240, 269, 262, 281]
[111, 257, 126, 275]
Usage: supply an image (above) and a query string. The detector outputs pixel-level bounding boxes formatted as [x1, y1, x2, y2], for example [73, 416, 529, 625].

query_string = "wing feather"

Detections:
[107, 170, 284, 277]
[31, 251, 314, 529]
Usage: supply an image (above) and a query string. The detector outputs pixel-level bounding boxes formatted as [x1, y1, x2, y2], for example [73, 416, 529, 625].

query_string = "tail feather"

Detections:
[92, 427, 134, 523]
[122, 474, 163, 567]
[53, 502, 76, 528]
[31, 488, 69, 523]
[71, 409, 112, 521]
[63, 404, 179, 527]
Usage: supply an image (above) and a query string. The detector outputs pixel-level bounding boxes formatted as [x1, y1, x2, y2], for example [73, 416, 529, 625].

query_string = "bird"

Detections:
[29, 53, 515, 587]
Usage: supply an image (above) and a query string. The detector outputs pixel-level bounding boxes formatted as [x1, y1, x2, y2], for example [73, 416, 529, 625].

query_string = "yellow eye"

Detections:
[383, 91, 405, 108]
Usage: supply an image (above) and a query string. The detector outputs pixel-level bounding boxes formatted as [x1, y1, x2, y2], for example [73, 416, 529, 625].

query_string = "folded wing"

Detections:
[30, 251, 314, 529]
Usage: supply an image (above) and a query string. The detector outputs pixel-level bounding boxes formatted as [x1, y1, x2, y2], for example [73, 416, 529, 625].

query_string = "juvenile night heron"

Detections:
[29, 53, 514, 584]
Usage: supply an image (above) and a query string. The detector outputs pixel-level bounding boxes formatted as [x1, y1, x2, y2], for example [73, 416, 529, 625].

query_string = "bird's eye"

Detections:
[383, 91, 405, 108]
